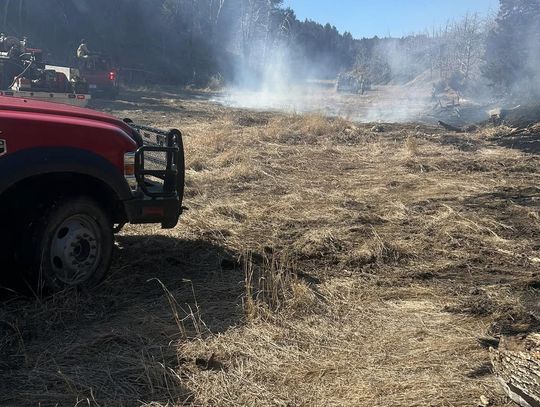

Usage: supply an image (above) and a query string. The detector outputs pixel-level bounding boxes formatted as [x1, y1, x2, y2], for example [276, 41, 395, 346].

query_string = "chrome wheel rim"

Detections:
[49, 214, 101, 285]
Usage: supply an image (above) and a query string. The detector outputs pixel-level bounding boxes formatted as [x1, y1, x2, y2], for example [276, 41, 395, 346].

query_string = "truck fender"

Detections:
[0, 147, 131, 200]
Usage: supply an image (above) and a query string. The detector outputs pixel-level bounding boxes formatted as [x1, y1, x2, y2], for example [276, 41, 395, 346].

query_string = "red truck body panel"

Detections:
[0, 96, 137, 169]
[83, 70, 118, 86]
[0, 95, 183, 231]
[0, 90, 183, 288]
[83, 71, 119, 95]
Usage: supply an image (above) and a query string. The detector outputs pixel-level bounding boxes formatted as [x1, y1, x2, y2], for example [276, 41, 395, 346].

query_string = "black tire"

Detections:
[27, 197, 113, 290]
[0, 215, 16, 286]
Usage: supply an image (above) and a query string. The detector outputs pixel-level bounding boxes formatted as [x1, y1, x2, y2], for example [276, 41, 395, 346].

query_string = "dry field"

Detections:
[1, 87, 539, 406]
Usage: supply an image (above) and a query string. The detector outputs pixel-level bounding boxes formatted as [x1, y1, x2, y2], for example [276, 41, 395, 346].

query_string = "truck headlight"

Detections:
[124, 152, 137, 191]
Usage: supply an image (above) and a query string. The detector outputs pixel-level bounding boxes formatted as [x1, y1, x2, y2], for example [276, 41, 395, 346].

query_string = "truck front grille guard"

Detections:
[126, 123, 184, 199]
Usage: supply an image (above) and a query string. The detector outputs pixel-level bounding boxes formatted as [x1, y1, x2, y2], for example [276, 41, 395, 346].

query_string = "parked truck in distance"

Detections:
[0, 96, 185, 290]
[77, 54, 120, 99]
[0, 36, 91, 107]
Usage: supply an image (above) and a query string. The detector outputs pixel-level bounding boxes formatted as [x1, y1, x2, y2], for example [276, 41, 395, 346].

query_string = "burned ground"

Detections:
[1, 88, 539, 406]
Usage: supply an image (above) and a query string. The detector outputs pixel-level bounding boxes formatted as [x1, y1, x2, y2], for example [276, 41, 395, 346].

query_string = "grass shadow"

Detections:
[0, 235, 243, 406]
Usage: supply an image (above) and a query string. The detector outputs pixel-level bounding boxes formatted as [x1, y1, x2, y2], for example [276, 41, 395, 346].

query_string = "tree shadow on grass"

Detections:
[0, 235, 244, 406]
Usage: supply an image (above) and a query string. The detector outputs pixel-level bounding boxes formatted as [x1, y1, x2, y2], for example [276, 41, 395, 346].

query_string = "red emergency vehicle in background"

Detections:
[0, 35, 92, 106]
[78, 54, 120, 99]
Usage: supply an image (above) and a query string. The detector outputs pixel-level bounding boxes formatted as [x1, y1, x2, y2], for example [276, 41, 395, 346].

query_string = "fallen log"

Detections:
[438, 120, 464, 133]
[490, 334, 540, 407]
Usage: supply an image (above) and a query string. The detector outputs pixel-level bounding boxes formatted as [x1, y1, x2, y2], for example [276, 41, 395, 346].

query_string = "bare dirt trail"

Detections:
[1, 87, 539, 406]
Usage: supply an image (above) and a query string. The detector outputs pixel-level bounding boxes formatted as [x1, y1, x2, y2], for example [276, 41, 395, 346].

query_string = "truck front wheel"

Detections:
[29, 197, 113, 290]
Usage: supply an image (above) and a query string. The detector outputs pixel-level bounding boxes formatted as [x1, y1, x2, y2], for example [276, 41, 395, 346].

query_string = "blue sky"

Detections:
[282, 0, 500, 38]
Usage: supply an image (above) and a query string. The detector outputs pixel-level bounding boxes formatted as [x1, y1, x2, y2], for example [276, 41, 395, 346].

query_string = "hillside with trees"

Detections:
[354, 13, 487, 87]
[351, 0, 540, 102]
[0, 0, 356, 85]
[1, 0, 539, 101]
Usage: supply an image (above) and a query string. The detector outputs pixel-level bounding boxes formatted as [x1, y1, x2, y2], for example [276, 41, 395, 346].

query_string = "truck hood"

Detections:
[0, 96, 130, 130]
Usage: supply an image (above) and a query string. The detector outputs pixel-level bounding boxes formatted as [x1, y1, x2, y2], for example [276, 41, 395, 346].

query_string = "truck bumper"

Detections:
[124, 196, 181, 229]
[124, 123, 185, 230]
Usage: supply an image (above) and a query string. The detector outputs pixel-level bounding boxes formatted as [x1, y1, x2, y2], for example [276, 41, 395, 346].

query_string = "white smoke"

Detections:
[215, 14, 494, 124]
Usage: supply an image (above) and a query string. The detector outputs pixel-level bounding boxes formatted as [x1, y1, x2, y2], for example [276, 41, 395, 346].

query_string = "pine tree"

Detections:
[484, 0, 540, 97]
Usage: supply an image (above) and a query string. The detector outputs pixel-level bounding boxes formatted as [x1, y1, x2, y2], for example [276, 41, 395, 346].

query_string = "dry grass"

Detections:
[180, 280, 497, 407]
[1, 89, 539, 406]
[479, 125, 515, 138]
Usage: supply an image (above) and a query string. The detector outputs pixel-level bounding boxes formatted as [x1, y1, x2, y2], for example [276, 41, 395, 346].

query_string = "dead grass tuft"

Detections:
[479, 125, 514, 138]
[366, 229, 410, 264]
[242, 252, 315, 320]
[404, 134, 419, 156]
[264, 114, 359, 145]
[292, 229, 348, 260]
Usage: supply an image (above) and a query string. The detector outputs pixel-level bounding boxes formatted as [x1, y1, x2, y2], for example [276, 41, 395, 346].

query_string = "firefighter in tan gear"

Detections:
[77, 39, 90, 59]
